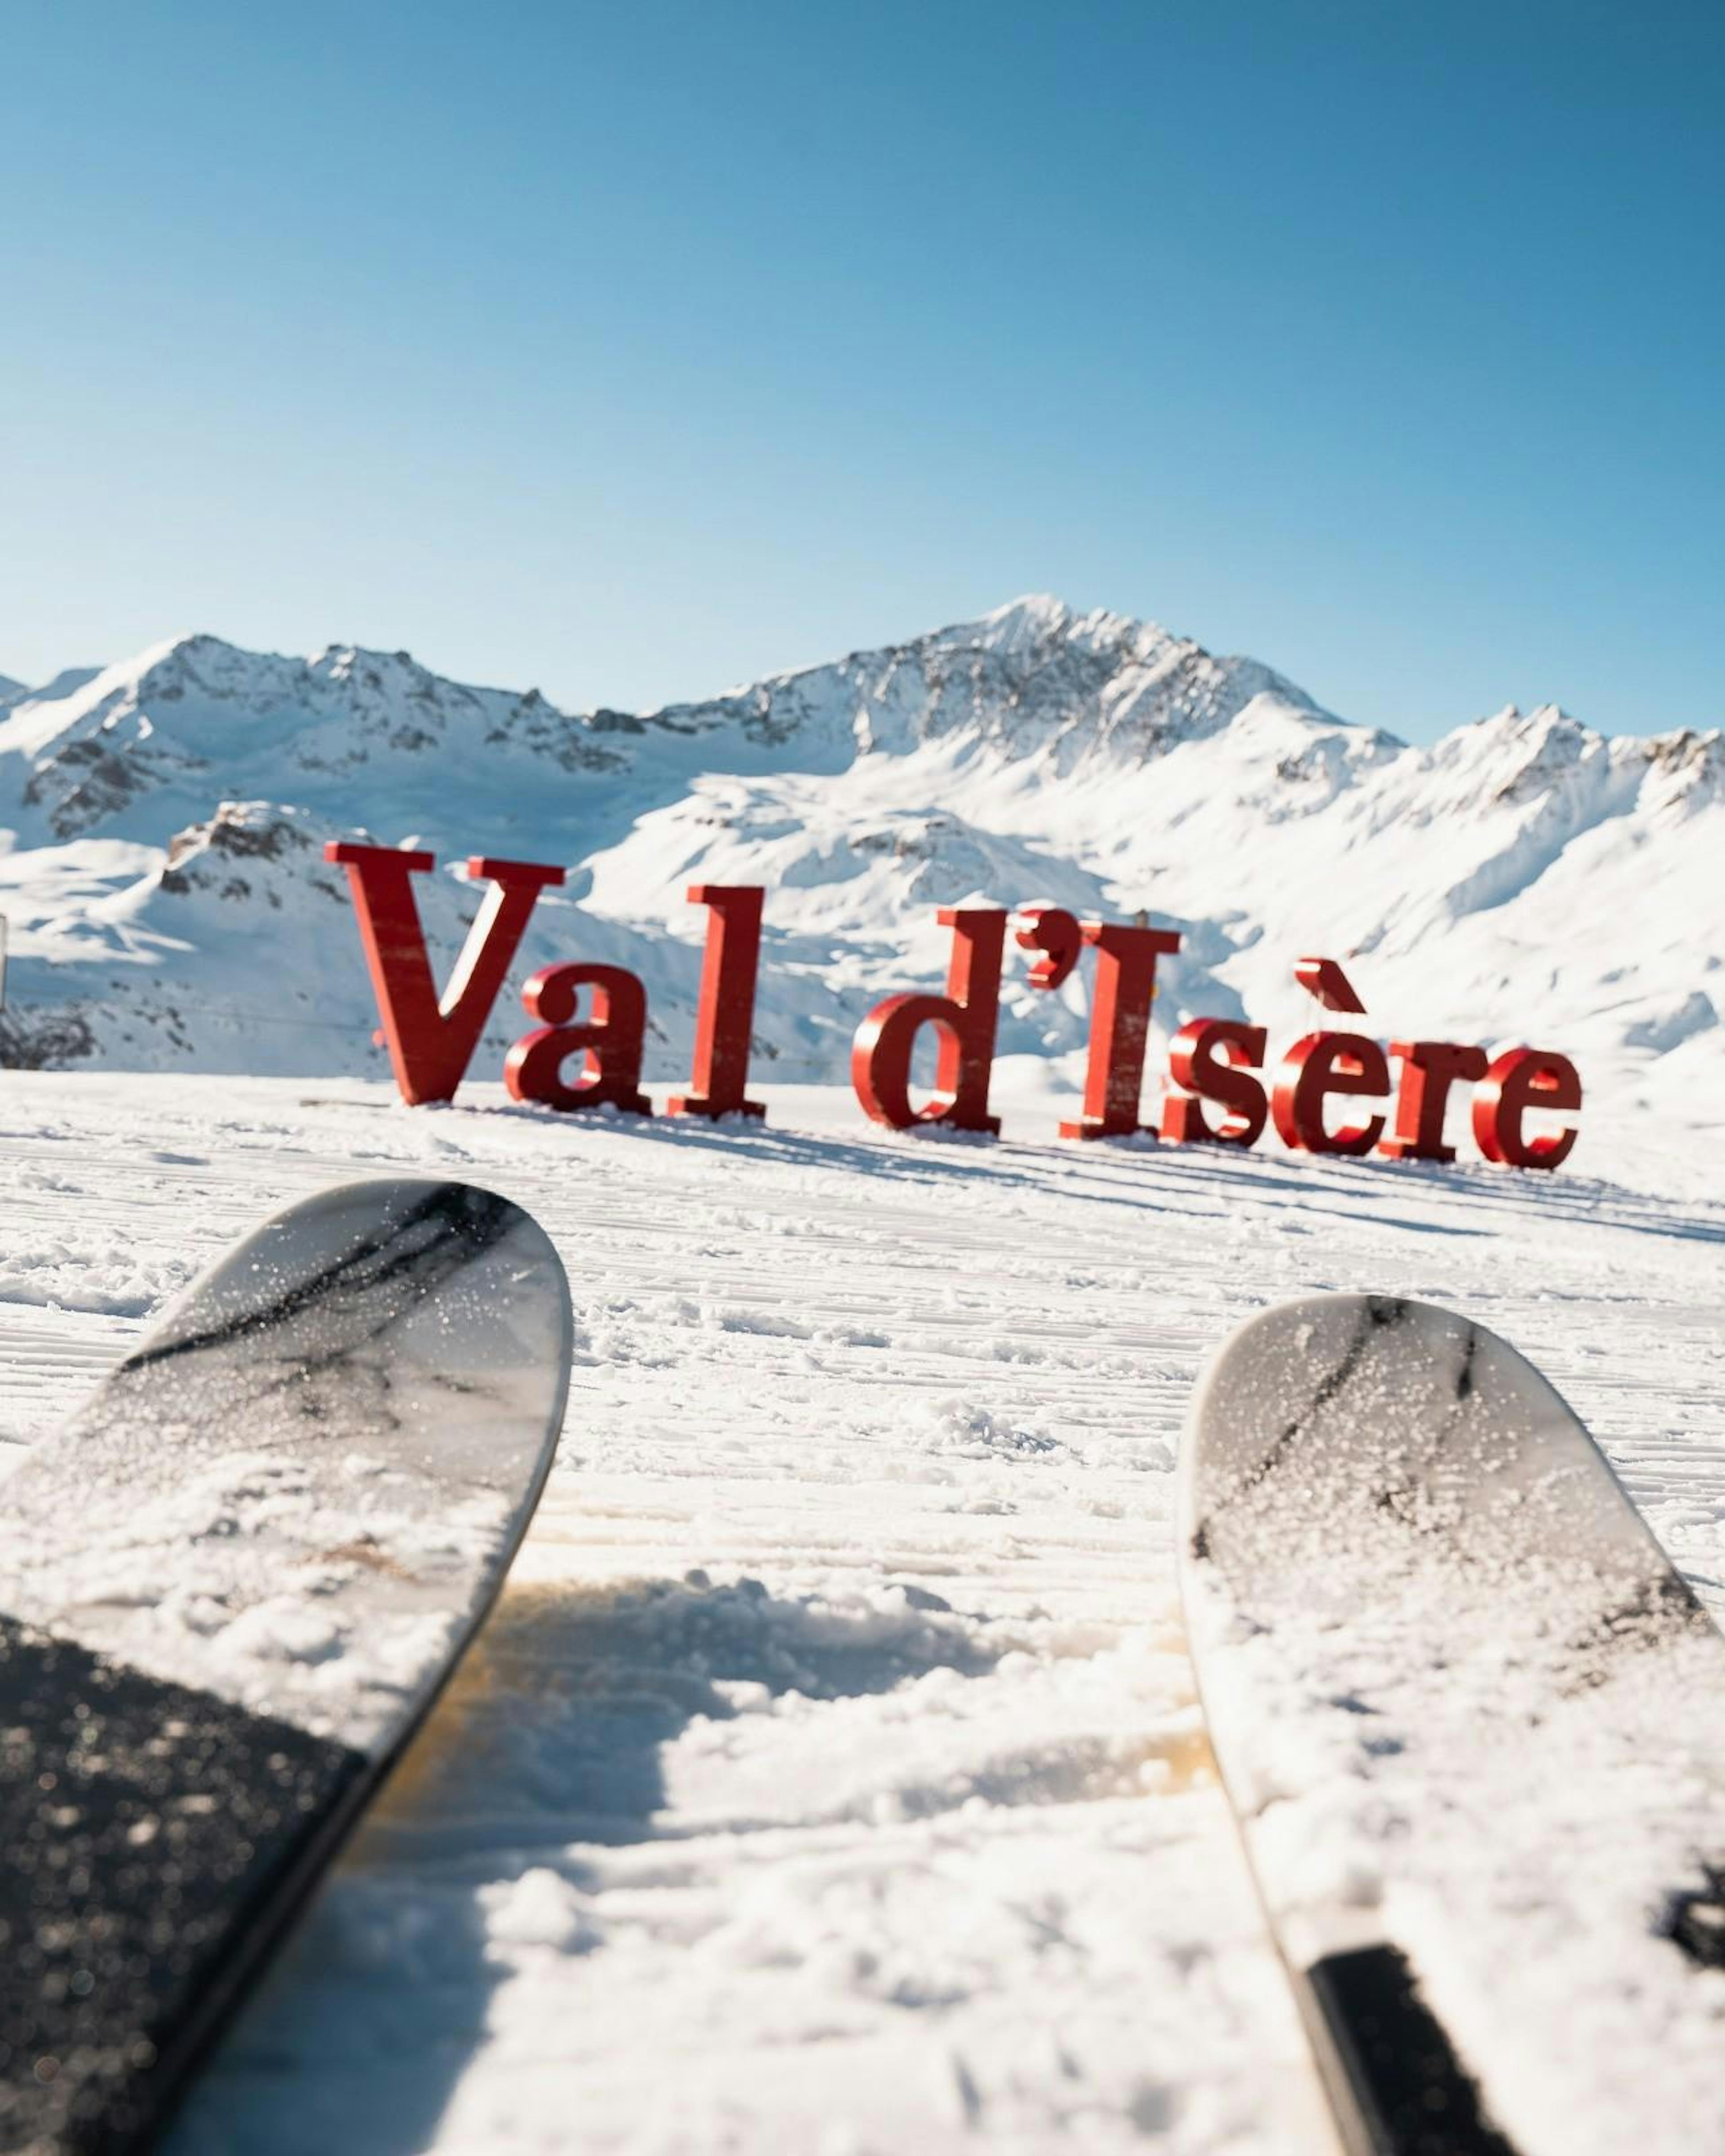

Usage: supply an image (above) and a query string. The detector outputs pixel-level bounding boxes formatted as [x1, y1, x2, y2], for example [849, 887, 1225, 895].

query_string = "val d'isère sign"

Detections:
[327, 844, 1583, 1172]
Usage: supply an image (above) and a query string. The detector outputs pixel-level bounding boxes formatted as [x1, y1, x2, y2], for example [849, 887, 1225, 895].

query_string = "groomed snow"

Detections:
[2, 1073, 1723, 2154]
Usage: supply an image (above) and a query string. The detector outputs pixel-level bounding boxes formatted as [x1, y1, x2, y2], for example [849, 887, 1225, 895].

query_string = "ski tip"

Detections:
[1175, 1290, 1615, 1588]
[146, 1174, 574, 1357]
[1179, 1295, 1463, 1556]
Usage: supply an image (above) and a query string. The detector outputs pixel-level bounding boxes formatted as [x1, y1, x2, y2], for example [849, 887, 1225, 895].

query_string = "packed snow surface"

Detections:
[1, 1072, 1722, 2154]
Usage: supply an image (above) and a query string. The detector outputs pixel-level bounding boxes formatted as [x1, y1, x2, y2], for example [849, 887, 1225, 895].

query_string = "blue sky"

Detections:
[3, 0, 1720, 741]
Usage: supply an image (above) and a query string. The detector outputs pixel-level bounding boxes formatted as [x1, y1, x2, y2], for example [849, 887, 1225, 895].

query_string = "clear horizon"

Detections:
[4, 0, 1721, 744]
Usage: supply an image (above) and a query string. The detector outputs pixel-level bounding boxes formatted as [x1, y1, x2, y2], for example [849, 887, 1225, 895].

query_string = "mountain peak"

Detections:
[974, 593, 1074, 648]
[80, 632, 264, 712]
[964, 594, 1189, 665]
[310, 641, 429, 679]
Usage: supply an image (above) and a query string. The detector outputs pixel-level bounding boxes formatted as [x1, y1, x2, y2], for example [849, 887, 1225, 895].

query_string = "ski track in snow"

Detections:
[1, 1074, 1723, 2155]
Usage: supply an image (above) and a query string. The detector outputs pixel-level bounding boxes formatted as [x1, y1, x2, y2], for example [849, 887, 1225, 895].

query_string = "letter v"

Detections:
[325, 843, 565, 1104]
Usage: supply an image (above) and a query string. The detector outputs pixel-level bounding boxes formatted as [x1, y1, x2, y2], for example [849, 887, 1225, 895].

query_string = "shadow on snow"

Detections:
[168, 1573, 1001, 2156]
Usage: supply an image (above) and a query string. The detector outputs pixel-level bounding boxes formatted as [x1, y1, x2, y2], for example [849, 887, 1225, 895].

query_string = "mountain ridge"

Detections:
[7, 598, 1715, 808]
[9, 590, 1719, 763]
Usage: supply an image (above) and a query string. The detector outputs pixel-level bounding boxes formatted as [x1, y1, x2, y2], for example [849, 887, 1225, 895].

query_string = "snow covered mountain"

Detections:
[0, 598, 1718, 1157]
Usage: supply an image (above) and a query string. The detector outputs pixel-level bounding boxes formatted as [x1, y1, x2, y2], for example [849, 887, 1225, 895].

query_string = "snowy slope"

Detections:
[0, 601, 1719, 1177]
[1, 1073, 1721, 2154]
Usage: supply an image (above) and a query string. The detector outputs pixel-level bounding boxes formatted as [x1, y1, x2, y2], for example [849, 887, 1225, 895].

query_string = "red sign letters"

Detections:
[325, 844, 1583, 1171]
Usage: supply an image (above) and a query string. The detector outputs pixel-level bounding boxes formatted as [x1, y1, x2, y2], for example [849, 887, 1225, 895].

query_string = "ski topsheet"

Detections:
[1181, 1294, 1725, 2156]
[0, 1179, 573, 2156]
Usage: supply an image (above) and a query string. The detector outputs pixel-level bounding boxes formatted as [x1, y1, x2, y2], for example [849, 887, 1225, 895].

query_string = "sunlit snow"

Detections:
[1, 1073, 1721, 2153]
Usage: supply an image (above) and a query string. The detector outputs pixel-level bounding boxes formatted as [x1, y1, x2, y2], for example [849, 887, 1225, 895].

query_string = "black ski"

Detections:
[1181, 1293, 1725, 2156]
[0, 1178, 572, 2154]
